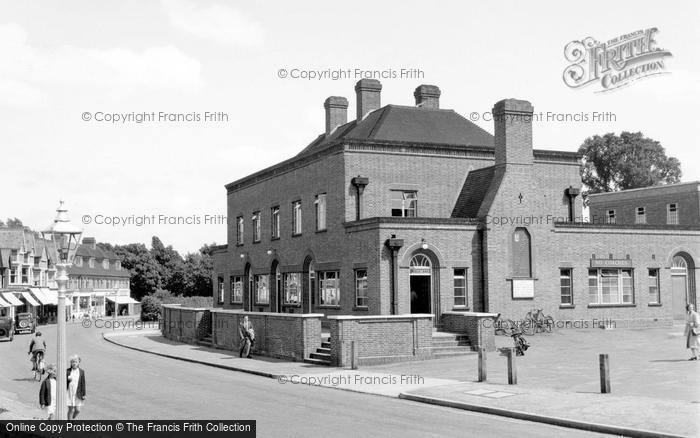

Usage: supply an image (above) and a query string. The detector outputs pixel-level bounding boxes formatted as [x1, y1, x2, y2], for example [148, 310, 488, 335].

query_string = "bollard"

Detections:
[506, 348, 517, 385]
[478, 348, 487, 382]
[599, 354, 610, 393]
[351, 341, 358, 370]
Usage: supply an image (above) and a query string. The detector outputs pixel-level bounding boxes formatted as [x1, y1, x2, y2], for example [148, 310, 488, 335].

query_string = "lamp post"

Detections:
[42, 201, 82, 421]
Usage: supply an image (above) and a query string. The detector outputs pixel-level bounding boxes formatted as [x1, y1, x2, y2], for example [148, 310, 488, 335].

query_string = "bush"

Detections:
[140, 295, 162, 322]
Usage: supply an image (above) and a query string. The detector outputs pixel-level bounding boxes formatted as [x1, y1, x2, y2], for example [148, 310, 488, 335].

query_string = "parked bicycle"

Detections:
[494, 314, 518, 336]
[523, 308, 554, 335]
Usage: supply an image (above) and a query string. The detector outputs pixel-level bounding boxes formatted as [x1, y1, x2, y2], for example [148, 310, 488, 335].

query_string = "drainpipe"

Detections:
[385, 236, 404, 315]
[565, 186, 580, 222]
[351, 176, 369, 221]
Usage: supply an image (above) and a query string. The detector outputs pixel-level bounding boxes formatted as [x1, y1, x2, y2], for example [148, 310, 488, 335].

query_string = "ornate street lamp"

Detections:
[42, 201, 82, 421]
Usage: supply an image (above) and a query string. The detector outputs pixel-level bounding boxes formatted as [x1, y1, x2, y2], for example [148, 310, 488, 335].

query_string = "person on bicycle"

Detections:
[28, 331, 47, 370]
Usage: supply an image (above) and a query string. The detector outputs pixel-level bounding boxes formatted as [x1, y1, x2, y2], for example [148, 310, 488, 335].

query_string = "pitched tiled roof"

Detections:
[297, 105, 494, 157]
[0, 229, 28, 250]
[451, 165, 506, 219]
[67, 263, 130, 278]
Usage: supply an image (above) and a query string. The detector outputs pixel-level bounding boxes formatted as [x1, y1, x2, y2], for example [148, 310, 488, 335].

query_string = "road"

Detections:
[0, 321, 606, 437]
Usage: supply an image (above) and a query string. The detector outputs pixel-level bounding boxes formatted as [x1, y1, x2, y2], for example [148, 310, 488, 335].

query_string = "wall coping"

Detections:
[327, 314, 433, 320]
[162, 305, 209, 311]
[210, 309, 325, 319]
[442, 311, 499, 318]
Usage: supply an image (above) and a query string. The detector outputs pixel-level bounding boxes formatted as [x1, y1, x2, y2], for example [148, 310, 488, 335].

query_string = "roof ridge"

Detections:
[367, 106, 391, 139]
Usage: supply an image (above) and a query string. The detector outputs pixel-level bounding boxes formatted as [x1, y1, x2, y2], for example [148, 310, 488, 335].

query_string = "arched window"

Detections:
[512, 228, 532, 277]
[672, 255, 688, 271]
[410, 254, 432, 276]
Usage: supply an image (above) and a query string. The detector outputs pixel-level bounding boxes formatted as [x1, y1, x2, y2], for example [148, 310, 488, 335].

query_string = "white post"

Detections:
[55, 263, 68, 420]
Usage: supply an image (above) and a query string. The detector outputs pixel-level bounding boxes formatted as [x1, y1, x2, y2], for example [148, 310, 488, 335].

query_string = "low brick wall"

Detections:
[161, 304, 210, 344]
[441, 311, 499, 352]
[211, 310, 323, 361]
[327, 314, 433, 366]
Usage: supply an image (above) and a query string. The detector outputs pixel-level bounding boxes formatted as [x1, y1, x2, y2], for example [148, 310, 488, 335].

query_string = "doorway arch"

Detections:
[409, 253, 434, 316]
[671, 252, 696, 319]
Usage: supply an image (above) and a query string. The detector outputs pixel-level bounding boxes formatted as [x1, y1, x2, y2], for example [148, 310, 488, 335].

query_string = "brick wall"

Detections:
[327, 314, 433, 366]
[441, 311, 498, 351]
[161, 305, 208, 343]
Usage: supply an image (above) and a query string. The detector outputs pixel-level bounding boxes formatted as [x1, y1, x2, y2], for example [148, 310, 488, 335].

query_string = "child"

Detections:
[39, 364, 57, 420]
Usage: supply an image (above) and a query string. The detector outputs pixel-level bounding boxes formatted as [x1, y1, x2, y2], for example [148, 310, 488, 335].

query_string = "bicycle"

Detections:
[524, 308, 554, 334]
[494, 315, 517, 336]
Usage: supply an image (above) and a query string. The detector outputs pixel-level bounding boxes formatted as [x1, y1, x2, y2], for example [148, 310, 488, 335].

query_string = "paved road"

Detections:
[0, 322, 605, 437]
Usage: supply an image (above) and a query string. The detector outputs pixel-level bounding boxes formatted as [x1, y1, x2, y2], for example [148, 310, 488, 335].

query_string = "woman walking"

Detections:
[685, 304, 700, 360]
[66, 355, 86, 419]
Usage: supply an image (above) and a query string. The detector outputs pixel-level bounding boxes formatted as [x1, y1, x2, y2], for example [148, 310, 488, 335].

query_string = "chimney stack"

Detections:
[355, 79, 382, 120]
[414, 85, 441, 109]
[324, 96, 348, 135]
[492, 99, 534, 166]
[82, 237, 97, 250]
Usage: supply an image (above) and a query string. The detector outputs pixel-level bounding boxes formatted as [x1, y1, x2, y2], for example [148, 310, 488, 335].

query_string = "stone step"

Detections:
[304, 357, 331, 366]
[196, 340, 213, 348]
[316, 347, 331, 354]
[321, 342, 331, 349]
[431, 345, 474, 354]
[433, 350, 476, 359]
[310, 352, 331, 361]
[431, 340, 471, 347]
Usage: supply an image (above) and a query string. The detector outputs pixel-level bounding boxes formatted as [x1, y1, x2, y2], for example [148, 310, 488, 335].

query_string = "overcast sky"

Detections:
[1, 0, 698, 254]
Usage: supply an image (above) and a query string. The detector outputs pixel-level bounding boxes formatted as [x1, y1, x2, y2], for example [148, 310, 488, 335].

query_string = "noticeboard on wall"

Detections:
[512, 279, 535, 299]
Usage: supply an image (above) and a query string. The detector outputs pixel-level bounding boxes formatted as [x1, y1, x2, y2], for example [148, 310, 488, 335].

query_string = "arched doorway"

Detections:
[270, 260, 281, 313]
[671, 253, 695, 320]
[410, 254, 432, 314]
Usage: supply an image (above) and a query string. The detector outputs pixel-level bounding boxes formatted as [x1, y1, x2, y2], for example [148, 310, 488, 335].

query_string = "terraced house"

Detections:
[211, 79, 700, 330]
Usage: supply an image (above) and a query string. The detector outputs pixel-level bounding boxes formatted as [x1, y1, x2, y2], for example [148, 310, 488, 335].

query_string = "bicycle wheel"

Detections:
[521, 319, 536, 336]
[544, 316, 554, 333]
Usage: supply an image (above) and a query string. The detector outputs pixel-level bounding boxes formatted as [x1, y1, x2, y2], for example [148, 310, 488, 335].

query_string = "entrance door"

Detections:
[672, 275, 688, 320]
[410, 276, 431, 314]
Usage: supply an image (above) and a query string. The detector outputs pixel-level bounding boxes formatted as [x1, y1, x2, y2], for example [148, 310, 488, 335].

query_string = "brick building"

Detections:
[212, 79, 700, 328]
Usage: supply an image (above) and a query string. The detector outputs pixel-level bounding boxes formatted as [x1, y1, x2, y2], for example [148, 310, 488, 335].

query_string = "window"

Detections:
[75, 257, 83, 267]
[635, 207, 646, 224]
[255, 274, 269, 304]
[115, 261, 121, 270]
[236, 217, 244, 245]
[391, 191, 418, 217]
[355, 269, 368, 308]
[89, 258, 95, 268]
[284, 273, 301, 304]
[560, 269, 573, 305]
[315, 194, 327, 231]
[217, 277, 224, 304]
[292, 201, 302, 235]
[21, 267, 29, 283]
[588, 269, 634, 305]
[319, 271, 340, 306]
[252, 212, 261, 242]
[409, 254, 432, 275]
[103, 260, 109, 269]
[10, 267, 17, 284]
[230, 276, 243, 303]
[667, 203, 678, 225]
[453, 269, 467, 307]
[648, 269, 660, 304]
[271, 206, 280, 239]
[606, 210, 616, 224]
[512, 228, 532, 277]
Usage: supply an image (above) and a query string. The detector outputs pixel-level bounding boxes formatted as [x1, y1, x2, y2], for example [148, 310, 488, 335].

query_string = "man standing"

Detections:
[239, 316, 255, 359]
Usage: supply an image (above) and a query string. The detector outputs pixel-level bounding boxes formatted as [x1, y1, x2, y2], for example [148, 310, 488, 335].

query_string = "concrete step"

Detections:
[431, 340, 471, 347]
[304, 357, 331, 366]
[431, 345, 474, 354]
[433, 350, 476, 359]
[310, 352, 331, 361]
[316, 347, 331, 354]
[196, 340, 213, 348]
[321, 342, 331, 349]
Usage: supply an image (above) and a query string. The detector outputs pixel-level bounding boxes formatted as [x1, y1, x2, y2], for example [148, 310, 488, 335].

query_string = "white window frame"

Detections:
[292, 201, 302, 235]
[648, 268, 660, 304]
[271, 206, 280, 239]
[453, 268, 467, 308]
[606, 210, 616, 224]
[560, 268, 573, 305]
[102, 260, 109, 269]
[284, 272, 301, 305]
[355, 269, 368, 308]
[252, 212, 261, 242]
[315, 193, 327, 231]
[231, 276, 243, 303]
[391, 190, 418, 217]
[236, 216, 244, 245]
[254, 274, 269, 304]
[667, 203, 678, 225]
[588, 268, 634, 305]
[319, 271, 340, 306]
[217, 277, 224, 304]
[635, 207, 646, 224]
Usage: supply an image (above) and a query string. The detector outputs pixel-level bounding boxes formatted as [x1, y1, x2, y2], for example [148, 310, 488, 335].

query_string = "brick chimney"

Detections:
[324, 96, 348, 135]
[492, 99, 534, 166]
[414, 84, 440, 109]
[82, 237, 96, 249]
[355, 79, 382, 120]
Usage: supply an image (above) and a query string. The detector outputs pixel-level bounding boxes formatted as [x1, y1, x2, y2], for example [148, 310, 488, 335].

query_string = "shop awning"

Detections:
[1, 292, 23, 306]
[106, 296, 139, 304]
[29, 288, 51, 305]
[41, 288, 58, 305]
[0, 296, 11, 307]
[21, 292, 40, 307]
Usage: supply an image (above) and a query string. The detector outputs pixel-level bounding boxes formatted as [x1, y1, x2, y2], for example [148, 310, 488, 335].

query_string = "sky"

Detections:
[1, 0, 699, 254]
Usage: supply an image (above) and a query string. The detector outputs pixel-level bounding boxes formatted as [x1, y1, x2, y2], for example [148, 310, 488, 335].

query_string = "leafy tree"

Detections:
[111, 243, 163, 299]
[182, 243, 215, 297]
[151, 237, 186, 296]
[140, 295, 161, 321]
[579, 132, 681, 195]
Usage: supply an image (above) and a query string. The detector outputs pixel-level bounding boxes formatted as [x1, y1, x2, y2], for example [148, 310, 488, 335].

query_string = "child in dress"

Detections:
[39, 364, 57, 420]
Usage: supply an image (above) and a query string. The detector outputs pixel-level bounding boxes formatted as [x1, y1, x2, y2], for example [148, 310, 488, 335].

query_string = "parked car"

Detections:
[15, 313, 35, 335]
[0, 316, 15, 341]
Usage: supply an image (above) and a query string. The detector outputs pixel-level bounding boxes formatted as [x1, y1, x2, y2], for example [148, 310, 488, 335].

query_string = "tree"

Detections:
[182, 243, 215, 297]
[150, 237, 186, 296]
[1, 218, 23, 228]
[111, 243, 163, 299]
[140, 295, 161, 322]
[579, 132, 681, 195]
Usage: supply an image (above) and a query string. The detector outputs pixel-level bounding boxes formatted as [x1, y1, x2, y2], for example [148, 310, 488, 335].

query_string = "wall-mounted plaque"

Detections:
[512, 279, 534, 299]
[590, 259, 633, 268]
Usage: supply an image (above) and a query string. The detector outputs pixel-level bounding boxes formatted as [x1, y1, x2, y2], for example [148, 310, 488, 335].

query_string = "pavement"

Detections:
[103, 326, 700, 437]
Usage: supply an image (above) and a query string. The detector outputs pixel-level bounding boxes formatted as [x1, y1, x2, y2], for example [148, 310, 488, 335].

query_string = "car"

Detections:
[0, 316, 15, 341]
[15, 313, 35, 335]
